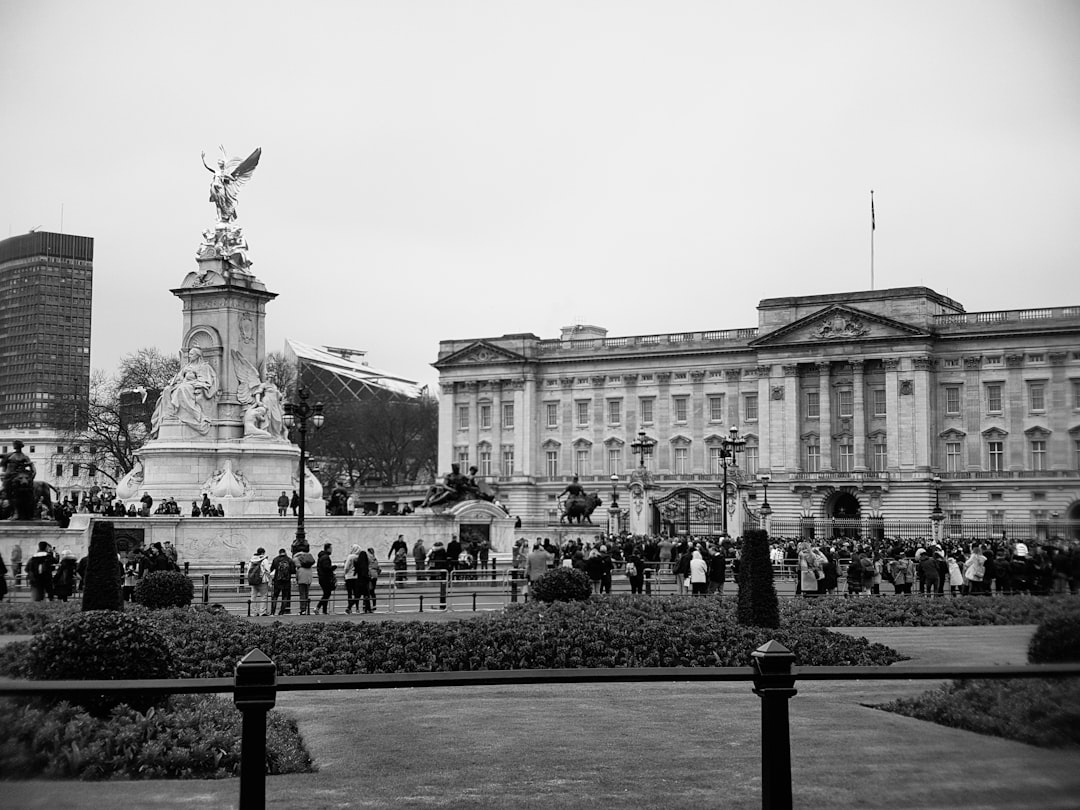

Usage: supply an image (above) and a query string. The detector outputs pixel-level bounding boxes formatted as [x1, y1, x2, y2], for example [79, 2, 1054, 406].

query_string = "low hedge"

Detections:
[0, 602, 80, 635]
[1028, 614, 1080, 664]
[879, 611, 1080, 749]
[0, 696, 314, 779]
[879, 677, 1080, 749]
[778, 593, 1080, 627]
[133, 570, 196, 610]
[25, 611, 178, 715]
[529, 567, 592, 602]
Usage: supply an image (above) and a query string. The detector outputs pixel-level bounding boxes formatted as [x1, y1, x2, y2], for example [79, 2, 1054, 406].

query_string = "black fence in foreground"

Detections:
[1, 645, 1077, 810]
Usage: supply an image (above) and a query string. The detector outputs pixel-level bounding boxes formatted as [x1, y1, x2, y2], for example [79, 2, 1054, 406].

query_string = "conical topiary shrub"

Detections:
[736, 528, 779, 628]
[81, 520, 124, 612]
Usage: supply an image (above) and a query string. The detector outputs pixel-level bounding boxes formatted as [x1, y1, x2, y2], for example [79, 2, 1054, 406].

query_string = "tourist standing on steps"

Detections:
[290, 490, 300, 516]
[315, 543, 336, 614]
[277, 491, 289, 517]
[247, 547, 271, 616]
[293, 544, 316, 615]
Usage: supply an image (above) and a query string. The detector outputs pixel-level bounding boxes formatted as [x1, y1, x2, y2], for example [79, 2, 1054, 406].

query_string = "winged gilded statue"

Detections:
[232, 349, 286, 439]
[202, 146, 262, 224]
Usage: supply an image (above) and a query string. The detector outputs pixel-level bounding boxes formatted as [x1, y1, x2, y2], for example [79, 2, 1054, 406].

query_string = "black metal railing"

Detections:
[1, 644, 1077, 810]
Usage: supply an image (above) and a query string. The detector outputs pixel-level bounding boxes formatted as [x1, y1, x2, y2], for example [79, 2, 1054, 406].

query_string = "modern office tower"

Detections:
[0, 231, 94, 431]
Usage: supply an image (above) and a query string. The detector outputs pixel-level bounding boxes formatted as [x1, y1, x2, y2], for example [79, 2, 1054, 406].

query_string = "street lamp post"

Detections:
[283, 387, 325, 551]
[718, 426, 746, 537]
[610, 473, 620, 506]
[929, 474, 944, 545]
[758, 473, 773, 531]
[630, 429, 655, 469]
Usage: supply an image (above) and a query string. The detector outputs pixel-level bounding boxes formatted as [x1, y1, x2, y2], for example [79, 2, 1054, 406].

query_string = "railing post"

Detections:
[491, 556, 497, 582]
[203, 573, 210, 604]
[439, 573, 447, 610]
[234, 648, 277, 810]
[510, 575, 519, 603]
[751, 640, 797, 810]
[645, 567, 652, 596]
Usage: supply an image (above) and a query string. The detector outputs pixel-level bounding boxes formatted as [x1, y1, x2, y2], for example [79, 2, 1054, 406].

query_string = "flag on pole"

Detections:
[871, 191, 875, 231]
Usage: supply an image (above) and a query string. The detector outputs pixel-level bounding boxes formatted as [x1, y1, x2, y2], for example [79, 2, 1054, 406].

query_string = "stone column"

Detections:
[518, 376, 535, 477]
[437, 381, 455, 473]
[911, 356, 934, 471]
[1048, 353, 1069, 469]
[1005, 353, 1025, 470]
[851, 360, 867, 470]
[817, 362, 833, 470]
[782, 364, 800, 474]
[883, 358, 900, 470]
[465, 381, 479, 470]
[490, 379, 503, 476]
[559, 377, 574, 476]
[656, 372, 672, 472]
[755, 365, 772, 473]
[963, 356, 982, 470]
[690, 370, 706, 472]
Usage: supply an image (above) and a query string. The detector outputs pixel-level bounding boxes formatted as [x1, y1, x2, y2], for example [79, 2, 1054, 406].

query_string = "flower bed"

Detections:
[0, 696, 314, 779]
[878, 677, 1080, 749]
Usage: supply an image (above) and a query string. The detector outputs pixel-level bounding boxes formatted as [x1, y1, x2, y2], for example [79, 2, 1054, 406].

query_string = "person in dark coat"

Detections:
[52, 551, 78, 602]
[315, 543, 337, 615]
[708, 547, 727, 595]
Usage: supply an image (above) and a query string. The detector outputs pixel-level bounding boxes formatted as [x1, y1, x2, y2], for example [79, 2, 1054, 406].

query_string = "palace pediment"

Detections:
[434, 340, 529, 369]
[749, 304, 930, 348]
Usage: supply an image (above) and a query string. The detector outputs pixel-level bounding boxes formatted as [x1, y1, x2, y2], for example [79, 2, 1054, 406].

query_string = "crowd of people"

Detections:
[788, 536, 1080, 597]
[0, 540, 182, 603]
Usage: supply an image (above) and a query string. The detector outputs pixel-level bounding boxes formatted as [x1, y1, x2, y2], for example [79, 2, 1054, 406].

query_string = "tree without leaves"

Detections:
[308, 395, 438, 488]
[116, 347, 181, 395]
[264, 351, 297, 398]
[57, 348, 178, 484]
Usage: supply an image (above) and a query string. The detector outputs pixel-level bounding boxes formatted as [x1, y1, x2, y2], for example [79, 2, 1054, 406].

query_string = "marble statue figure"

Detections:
[202, 146, 262, 224]
[151, 346, 219, 437]
[232, 349, 287, 439]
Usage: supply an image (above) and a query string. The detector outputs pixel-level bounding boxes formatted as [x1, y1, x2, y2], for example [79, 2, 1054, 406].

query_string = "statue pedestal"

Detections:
[128, 259, 322, 516]
[131, 439, 323, 517]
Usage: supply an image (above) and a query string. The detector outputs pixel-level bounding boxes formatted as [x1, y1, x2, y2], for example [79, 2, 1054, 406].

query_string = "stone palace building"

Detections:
[434, 287, 1080, 543]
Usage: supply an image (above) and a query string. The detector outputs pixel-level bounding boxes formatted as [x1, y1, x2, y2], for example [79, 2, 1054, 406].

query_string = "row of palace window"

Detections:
[457, 387, 895, 433]
[454, 437, 1080, 479]
[943, 380, 1079, 416]
[455, 444, 764, 478]
[943, 438, 1080, 472]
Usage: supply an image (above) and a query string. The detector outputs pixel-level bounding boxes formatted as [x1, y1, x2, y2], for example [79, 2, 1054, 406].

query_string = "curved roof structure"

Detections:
[286, 339, 425, 401]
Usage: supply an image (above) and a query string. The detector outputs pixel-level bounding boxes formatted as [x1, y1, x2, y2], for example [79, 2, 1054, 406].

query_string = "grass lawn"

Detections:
[3, 625, 1078, 809]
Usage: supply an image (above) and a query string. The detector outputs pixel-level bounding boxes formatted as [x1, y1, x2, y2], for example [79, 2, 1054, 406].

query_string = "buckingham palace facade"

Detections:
[433, 287, 1080, 542]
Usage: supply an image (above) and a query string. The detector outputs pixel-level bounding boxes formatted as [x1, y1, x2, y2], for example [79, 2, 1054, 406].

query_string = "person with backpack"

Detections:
[269, 548, 296, 615]
[293, 544, 316, 615]
[247, 547, 272, 616]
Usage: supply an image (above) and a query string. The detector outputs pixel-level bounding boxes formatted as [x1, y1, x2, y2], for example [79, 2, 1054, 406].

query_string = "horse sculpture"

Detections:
[4, 470, 37, 521]
[560, 492, 603, 525]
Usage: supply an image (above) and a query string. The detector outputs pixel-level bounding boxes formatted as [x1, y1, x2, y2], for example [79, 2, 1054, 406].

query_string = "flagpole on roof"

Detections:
[870, 189, 875, 290]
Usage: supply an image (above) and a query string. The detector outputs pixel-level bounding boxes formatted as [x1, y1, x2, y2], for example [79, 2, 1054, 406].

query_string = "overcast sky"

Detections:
[3, 0, 1078, 391]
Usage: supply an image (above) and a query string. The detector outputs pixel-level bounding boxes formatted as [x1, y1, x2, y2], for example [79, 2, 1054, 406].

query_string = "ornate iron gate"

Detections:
[653, 488, 725, 537]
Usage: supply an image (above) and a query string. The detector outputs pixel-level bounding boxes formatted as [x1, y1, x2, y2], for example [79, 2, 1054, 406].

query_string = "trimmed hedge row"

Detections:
[778, 593, 1080, 627]
[0, 598, 904, 681]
